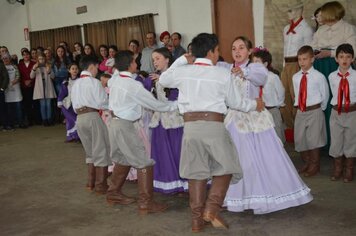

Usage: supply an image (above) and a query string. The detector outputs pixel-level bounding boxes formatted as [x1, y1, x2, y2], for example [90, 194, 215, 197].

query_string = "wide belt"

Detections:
[332, 104, 356, 113]
[75, 106, 98, 115]
[183, 112, 224, 122]
[284, 56, 298, 63]
[295, 103, 321, 111]
[265, 106, 276, 110]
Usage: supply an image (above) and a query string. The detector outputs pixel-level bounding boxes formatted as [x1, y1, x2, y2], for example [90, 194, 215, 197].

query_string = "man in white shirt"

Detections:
[107, 50, 177, 214]
[281, 2, 313, 132]
[159, 33, 264, 233]
[71, 55, 111, 194]
[140, 32, 158, 73]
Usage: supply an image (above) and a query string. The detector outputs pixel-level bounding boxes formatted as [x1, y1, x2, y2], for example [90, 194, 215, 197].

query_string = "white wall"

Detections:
[0, 0, 264, 56]
[253, 0, 265, 47]
[0, 1, 29, 55]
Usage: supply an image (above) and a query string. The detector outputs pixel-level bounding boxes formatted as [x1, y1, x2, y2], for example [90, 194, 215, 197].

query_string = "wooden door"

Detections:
[212, 0, 255, 63]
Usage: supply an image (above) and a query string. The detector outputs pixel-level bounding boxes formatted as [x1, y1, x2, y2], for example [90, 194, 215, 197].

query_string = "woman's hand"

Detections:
[314, 50, 331, 59]
[231, 66, 244, 78]
[150, 73, 160, 81]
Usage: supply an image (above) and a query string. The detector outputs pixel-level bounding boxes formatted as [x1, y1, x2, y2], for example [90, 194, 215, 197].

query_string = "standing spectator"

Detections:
[44, 48, 55, 65]
[30, 48, 37, 63]
[31, 54, 57, 126]
[0, 59, 9, 129]
[171, 32, 186, 61]
[18, 49, 36, 127]
[99, 45, 118, 74]
[59, 41, 73, 63]
[280, 2, 313, 138]
[140, 32, 158, 73]
[83, 43, 97, 59]
[52, 46, 70, 95]
[53, 46, 70, 123]
[2, 53, 24, 130]
[128, 40, 142, 71]
[159, 31, 171, 48]
[72, 42, 84, 65]
[311, 1, 356, 148]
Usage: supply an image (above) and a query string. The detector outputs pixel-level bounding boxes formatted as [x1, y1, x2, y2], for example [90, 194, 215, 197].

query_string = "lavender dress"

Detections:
[218, 61, 313, 214]
[57, 78, 79, 142]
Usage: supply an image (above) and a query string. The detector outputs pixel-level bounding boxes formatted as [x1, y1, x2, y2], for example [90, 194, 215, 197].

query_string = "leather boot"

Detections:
[304, 149, 320, 177]
[330, 156, 344, 181]
[203, 175, 232, 229]
[106, 164, 136, 205]
[95, 166, 109, 194]
[189, 179, 208, 233]
[86, 163, 95, 191]
[298, 151, 310, 174]
[343, 158, 354, 183]
[137, 166, 168, 215]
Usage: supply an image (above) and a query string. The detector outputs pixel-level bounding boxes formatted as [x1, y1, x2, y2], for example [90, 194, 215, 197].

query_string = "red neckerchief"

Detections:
[298, 72, 308, 112]
[194, 62, 211, 66]
[286, 17, 303, 35]
[120, 73, 131, 78]
[80, 74, 90, 78]
[337, 72, 350, 114]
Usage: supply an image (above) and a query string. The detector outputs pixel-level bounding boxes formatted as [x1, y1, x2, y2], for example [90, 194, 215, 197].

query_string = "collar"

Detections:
[330, 19, 343, 30]
[119, 71, 133, 78]
[80, 71, 93, 78]
[235, 60, 249, 68]
[301, 66, 314, 75]
[337, 67, 353, 76]
[194, 58, 213, 66]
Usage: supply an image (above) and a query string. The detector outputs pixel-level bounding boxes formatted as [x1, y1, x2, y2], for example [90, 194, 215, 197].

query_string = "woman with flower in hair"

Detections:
[218, 36, 313, 214]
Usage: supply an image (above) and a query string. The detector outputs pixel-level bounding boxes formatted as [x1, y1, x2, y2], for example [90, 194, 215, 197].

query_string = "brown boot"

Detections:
[137, 166, 168, 215]
[86, 163, 95, 191]
[189, 179, 208, 233]
[202, 175, 232, 229]
[304, 149, 320, 177]
[106, 164, 136, 205]
[298, 151, 310, 174]
[95, 166, 109, 194]
[343, 158, 354, 183]
[330, 157, 344, 181]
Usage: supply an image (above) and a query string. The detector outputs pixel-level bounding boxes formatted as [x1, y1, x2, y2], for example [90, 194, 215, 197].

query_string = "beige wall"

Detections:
[264, 0, 356, 71]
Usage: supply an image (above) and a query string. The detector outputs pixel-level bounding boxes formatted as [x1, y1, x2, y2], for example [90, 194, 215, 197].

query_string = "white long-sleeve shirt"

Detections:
[159, 56, 257, 114]
[292, 67, 329, 111]
[311, 19, 356, 58]
[283, 19, 313, 57]
[263, 71, 285, 107]
[108, 71, 177, 121]
[71, 71, 108, 111]
[328, 67, 356, 106]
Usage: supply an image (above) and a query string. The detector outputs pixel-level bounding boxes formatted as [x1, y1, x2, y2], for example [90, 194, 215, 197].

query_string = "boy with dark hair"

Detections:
[159, 33, 264, 232]
[71, 55, 111, 194]
[328, 43, 356, 182]
[106, 50, 177, 214]
[293, 45, 329, 177]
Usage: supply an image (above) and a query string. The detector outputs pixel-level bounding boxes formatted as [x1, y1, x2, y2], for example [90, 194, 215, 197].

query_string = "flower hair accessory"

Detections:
[253, 46, 269, 53]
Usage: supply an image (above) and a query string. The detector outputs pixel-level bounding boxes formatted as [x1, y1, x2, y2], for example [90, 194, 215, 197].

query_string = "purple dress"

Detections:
[218, 61, 313, 214]
[57, 78, 80, 142]
[150, 85, 186, 194]
[136, 74, 187, 193]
